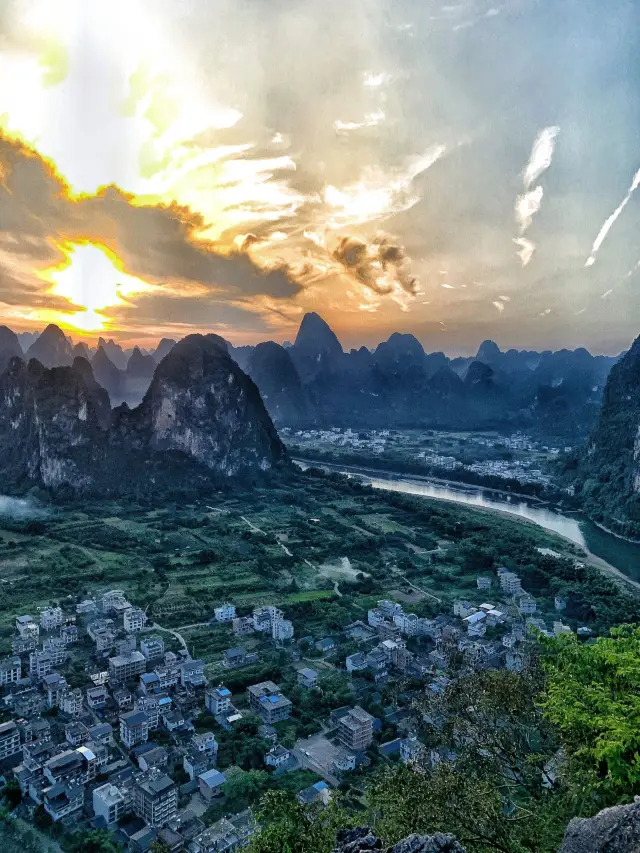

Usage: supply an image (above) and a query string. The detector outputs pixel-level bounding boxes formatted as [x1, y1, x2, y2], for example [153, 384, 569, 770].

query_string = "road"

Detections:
[391, 567, 442, 603]
[292, 747, 340, 787]
[240, 515, 266, 534]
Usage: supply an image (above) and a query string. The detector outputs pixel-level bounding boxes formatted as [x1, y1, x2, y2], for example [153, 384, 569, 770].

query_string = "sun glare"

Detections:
[39, 242, 153, 333]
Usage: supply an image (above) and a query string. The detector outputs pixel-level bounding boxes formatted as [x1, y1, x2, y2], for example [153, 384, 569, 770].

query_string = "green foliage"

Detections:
[2, 778, 22, 809]
[541, 626, 640, 799]
[249, 791, 354, 853]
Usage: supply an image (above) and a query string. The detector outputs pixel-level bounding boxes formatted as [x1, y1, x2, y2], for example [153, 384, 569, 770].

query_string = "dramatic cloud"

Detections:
[585, 167, 640, 267]
[514, 126, 560, 266]
[332, 233, 418, 296]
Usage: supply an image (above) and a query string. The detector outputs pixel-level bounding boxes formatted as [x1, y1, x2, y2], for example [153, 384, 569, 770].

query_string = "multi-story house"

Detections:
[123, 608, 147, 633]
[191, 731, 218, 758]
[43, 673, 68, 708]
[16, 615, 39, 641]
[140, 635, 165, 661]
[43, 782, 83, 822]
[180, 659, 206, 688]
[453, 601, 478, 619]
[393, 611, 421, 637]
[135, 695, 160, 729]
[232, 616, 255, 636]
[93, 783, 131, 826]
[205, 684, 232, 716]
[297, 668, 318, 688]
[337, 707, 374, 752]
[29, 650, 55, 679]
[247, 681, 292, 724]
[378, 600, 403, 620]
[108, 650, 146, 684]
[0, 720, 21, 760]
[43, 637, 69, 666]
[40, 607, 64, 631]
[132, 771, 177, 828]
[519, 596, 537, 615]
[86, 685, 108, 710]
[60, 689, 83, 717]
[100, 590, 130, 614]
[272, 617, 295, 642]
[0, 655, 21, 686]
[214, 603, 237, 622]
[60, 625, 78, 645]
[346, 652, 368, 673]
[120, 710, 149, 749]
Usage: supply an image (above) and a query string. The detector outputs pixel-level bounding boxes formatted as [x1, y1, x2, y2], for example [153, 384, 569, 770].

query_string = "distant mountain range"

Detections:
[0, 333, 286, 494]
[0, 316, 624, 440]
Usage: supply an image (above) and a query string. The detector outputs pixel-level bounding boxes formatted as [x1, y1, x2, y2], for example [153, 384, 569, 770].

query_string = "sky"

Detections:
[0, 0, 639, 355]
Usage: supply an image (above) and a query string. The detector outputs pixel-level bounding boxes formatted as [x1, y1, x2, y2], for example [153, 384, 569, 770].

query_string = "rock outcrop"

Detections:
[0, 334, 288, 494]
[333, 827, 465, 853]
[559, 798, 640, 853]
[25, 323, 74, 367]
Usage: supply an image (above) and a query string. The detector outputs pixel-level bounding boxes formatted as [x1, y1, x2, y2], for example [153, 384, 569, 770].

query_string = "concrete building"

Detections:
[29, 650, 55, 678]
[477, 577, 492, 589]
[519, 596, 537, 615]
[337, 706, 374, 752]
[214, 603, 237, 622]
[108, 650, 147, 684]
[232, 616, 255, 636]
[60, 625, 78, 645]
[0, 721, 21, 760]
[453, 601, 478, 619]
[346, 652, 368, 673]
[180, 658, 206, 688]
[298, 668, 318, 688]
[43, 782, 83, 821]
[0, 656, 21, 686]
[205, 684, 232, 716]
[93, 783, 130, 826]
[192, 731, 218, 758]
[378, 600, 403, 620]
[40, 607, 64, 631]
[123, 608, 147, 633]
[43, 637, 68, 666]
[133, 771, 178, 827]
[87, 686, 108, 710]
[463, 611, 487, 637]
[393, 611, 421, 637]
[60, 689, 83, 717]
[272, 617, 295, 642]
[120, 710, 149, 749]
[247, 681, 292, 724]
[499, 572, 523, 596]
[135, 695, 160, 729]
[140, 635, 165, 661]
[265, 744, 291, 768]
[16, 615, 39, 640]
[198, 769, 227, 802]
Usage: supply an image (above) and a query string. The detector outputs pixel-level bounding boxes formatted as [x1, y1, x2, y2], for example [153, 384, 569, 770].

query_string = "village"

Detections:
[0, 556, 590, 853]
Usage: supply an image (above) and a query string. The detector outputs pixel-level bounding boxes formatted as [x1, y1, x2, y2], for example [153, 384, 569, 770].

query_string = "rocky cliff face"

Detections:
[333, 827, 465, 853]
[0, 334, 288, 494]
[246, 341, 312, 428]
[581, 333, 640, 538]
[25, 323, 74, 367]
[0, 325, 23, 374]
[559, 798, 640, 853]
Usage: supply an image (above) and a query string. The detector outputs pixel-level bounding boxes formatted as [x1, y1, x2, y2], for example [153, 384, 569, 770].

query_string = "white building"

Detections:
[60, 689, 83, 717]
[367, 608, 386, 628]
[453, 601, 478, 619]
[232, 616, 255, 636]
[272, 617, 294, 642]
[463, 611, 487, 638]
[393, 612, 421, 637]
[120, 710, 149, 749]
[206, 685, 232, 716]
[477, 577, 492, 590]
[40, 607, 64, 631]
[93, 783, 130, 826]
[378, 600, 403, 619]
[123, 608, 147, 633]
[30, 650, 55, 678]
[0, 656, 21, 685]
[214, 603, 237, 622]
[499, 572, 523, 596]
[60, 625, 78, 645]
[140, 635, 165, 661]
[0, 721, 21, 760]
[518, 596, 537, 615]
[16, 615, 39, 641]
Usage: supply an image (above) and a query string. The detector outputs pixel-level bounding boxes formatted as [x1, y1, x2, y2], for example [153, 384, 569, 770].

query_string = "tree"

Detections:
[2, 777, 22, 809]
[249, 790, 353, 853]
[541, 626, 640, 800]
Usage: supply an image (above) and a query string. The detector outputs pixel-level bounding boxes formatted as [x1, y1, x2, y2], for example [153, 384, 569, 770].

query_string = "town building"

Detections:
[109, 650, 147, 683]
[43, 782, 83, 822]
[16, 615, 39, 640]
[43, 636, 68, 666]
[120, 710, 149, 749]
[463, 611, 487, 638]
[247, 681, 292, 723]
[214, 603, 237, 622]
[0, 720, 21, 760]
[0, 655, 21, 686]
[133, 771, 178, 827]
[223, 647, 259, 669]
[180, 658, 206, 688]
[123, 607, 148, 633]
[29, 650, 55, 678]
[337, 706, 375, 752]
[140, 635, 165, 661]
[453, 601, 478, 619]
[93, 783, 130, 826]
[86, 685, 108, 710]
[205, 684, 232, 716]
[519, 596, 537, 615]
[232, 616, 255, 636]
[346, 652, 368, 673]
[298, 667, 318, 688]
[135, 695, 160, 729]
[477, 577, 492, 590]
[272, 616, 295, 642]
[60, 625, 78, 645]
[40, 607, 64, 631]
[265, 744, 291, 768]
[60, 689, 83, 718]
[198, 769, 227, 802]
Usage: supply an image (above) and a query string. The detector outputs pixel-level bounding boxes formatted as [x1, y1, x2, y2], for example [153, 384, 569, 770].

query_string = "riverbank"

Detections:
[590, 518, 640, 545]
[294, 458, 640, 594]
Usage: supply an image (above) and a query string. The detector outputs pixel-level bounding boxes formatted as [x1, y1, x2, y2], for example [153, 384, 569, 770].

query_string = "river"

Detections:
[294, 460, 640, 582]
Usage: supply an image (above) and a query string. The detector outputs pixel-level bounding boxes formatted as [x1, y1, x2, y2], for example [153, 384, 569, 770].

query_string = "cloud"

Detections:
[514, 126, 559, 266]
[332, 233, 418, 296]
[585, 167, 640, 267]
[0, 130, 301, 319]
